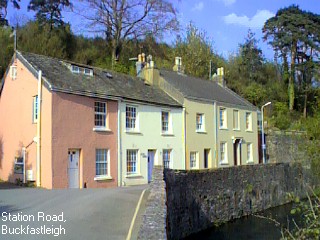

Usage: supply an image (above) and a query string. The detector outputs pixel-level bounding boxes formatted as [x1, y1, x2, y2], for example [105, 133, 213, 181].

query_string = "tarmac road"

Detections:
[0, 184, 148, 240]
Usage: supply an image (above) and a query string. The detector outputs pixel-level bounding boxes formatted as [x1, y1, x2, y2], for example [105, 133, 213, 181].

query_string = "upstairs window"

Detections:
[71, 65, 80, 74]
[94, 102, 106, 128]
[162, 111, 170, 133]
[196, 113, 205, 131]
[246, 112, 252, 131]
[220, 108, 227, 128]
[71, 65, 93, 76]
[233, 110, 239, 130]
[10, 66, 17, 80]
[33, 95, 38, 123]
[126, 106, 137, 130]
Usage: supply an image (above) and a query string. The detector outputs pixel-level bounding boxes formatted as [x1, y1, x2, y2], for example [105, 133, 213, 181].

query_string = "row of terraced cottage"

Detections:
[0, 51, 259, 189]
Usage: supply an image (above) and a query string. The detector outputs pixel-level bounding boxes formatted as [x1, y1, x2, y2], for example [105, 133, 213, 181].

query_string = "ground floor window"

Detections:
[220, 142, 228, 164]
[163, 149, 171, 168]
[96, 149, 109, 176]
[190, 151, 198, 169]
[127, 150, 138, 174]
[247, 143, 253, 163]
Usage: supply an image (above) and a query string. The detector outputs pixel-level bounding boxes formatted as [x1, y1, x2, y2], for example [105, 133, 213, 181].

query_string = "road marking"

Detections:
[126, 188, 147, 240]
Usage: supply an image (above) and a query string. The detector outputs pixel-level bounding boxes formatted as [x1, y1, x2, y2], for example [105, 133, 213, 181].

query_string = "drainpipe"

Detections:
[117, 100, 122, 186]
[22, 147, 26, 184]
[36, 70, 42, 187]
[182, 107, 186, 169]
[214, 102, 218, 168]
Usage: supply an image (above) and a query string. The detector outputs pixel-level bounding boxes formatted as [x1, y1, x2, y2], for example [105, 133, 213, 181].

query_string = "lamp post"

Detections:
[261, 102, 271, 164]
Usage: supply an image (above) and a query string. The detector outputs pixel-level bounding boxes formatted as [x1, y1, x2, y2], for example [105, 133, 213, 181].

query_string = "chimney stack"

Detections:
[173, 57, 184, 73]
[214, 67, 225, 87]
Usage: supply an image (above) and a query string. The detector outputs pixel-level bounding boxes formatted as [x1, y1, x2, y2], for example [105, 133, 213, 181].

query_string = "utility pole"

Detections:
[209, 60, 212, 80]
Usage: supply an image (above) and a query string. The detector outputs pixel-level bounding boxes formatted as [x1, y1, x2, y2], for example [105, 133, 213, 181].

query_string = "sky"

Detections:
[6, 0, 320, 61]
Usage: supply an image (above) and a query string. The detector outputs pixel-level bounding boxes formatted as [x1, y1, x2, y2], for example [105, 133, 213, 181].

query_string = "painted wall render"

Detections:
[119, 101, 184, 186]
[51, 92, 118, 188]
[184, 99, 215, 169]
[0, 59, 52, 186]
[217, 103, 259, 167]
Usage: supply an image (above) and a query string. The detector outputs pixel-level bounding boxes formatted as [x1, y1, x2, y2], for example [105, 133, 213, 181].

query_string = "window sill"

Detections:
[125, 174, 143, 178]
[94, 176, 113, 181]
[93, 127, 112, 132]
[246, 160, 254, 164]
[245, 130, 253, 133]
[233, 128, 240, 131]
[125, 130, 141, 135]
[196, 130, 207, 134]
[161, 132, 174, 136]
[219, 162, 229, 166]
[219, 127, 228, 130]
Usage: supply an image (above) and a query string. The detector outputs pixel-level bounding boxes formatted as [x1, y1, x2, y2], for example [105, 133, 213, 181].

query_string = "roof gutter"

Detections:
[36, 70, 42, 187]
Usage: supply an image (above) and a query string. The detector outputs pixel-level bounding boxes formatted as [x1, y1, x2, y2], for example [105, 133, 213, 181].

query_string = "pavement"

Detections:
[0, 183, 149, 240]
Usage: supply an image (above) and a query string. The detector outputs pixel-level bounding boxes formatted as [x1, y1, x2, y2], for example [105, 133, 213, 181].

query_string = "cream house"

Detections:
[139, 56, 259, 169]
[119, 100, 184, 186]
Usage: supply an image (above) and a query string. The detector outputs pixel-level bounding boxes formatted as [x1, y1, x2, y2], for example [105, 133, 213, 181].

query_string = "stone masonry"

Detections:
[138, 166, 167, 240]
[165, 163, 312, 239]
[266, 130, 307, 163]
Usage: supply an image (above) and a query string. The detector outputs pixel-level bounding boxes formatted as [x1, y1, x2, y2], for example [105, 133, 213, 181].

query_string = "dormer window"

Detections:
[84, 68, 93, 76]
[71, 65, 80, 74]
[71, 64, 93, 76]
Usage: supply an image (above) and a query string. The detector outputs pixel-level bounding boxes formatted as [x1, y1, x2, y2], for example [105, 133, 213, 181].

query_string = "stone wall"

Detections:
[165, 163, 312, 240]
[138, 166, 167, 240]
[266, 130, 307, 163]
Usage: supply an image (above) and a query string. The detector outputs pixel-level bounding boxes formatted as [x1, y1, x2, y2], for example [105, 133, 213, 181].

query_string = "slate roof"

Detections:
[160, 70, 257, 110]
[16, 51, 181, 107]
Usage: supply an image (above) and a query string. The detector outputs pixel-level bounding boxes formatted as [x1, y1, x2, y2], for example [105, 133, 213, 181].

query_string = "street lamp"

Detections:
[261, 102, 271, 164]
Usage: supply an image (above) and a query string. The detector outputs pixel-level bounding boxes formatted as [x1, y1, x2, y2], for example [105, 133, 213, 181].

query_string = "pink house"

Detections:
[0, 52, 123, 188]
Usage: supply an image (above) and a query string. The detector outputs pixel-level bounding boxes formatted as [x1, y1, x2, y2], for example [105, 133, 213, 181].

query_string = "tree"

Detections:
[263, 5, 320, 112]
[0, 26, 13, 78]
[28, 0, 72, 29]
[238, 29, 265, 84]
[0, 0, 20, 26]
[18, 21, 75, 59]
[77, 0, 179, 62]
[173, 23, 224, 79]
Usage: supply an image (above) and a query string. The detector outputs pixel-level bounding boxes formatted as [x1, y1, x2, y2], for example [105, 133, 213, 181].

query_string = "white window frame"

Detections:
[14, 156, 24, 174]
[33, 95, 38, 123]
[161, 111, 171, 134]
[220, 142, 228, 164]
[247, 143, 253, 163]
[94, 102, 107, 130]
[10, 66, 17, 79]
[126, 105, 138, 132]
[95, 149, 111, 179]
[219, 108, 227, 129]
[233, 110, 240, 130]
[246, 112, 252, 131]
[190, 151, 198, 169]
[71, 65, 80, 74]
[196, 113, 205, 132]
[84, 68, 93, 76]
[126, 149, 139, 175]
[163, 149, 171, 168]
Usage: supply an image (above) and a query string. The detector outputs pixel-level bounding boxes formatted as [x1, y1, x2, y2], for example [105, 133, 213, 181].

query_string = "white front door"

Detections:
[68, 150, 80, 188]
[148, 150, 155, 183]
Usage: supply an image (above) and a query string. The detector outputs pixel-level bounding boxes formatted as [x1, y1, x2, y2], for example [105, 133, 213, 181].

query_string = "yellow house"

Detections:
[139, 56, 259, 169]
